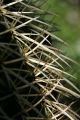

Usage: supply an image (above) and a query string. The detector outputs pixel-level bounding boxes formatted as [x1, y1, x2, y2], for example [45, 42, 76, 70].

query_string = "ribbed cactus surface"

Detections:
[0, 0, 80, 120]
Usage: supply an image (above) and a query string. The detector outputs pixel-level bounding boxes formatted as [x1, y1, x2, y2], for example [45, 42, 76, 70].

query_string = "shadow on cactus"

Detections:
[0, 0, 80, 120]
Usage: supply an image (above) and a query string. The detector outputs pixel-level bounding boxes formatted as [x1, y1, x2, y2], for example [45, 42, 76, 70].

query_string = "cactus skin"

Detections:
[0, 21, 45, 119]
[0, 18, 45, 120]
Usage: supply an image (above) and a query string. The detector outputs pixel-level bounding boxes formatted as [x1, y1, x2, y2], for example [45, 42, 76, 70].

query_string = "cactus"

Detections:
[0, 0, 80, 120]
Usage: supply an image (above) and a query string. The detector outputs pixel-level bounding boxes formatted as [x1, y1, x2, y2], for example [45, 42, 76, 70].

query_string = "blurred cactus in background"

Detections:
[67, 0, 80, 5]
